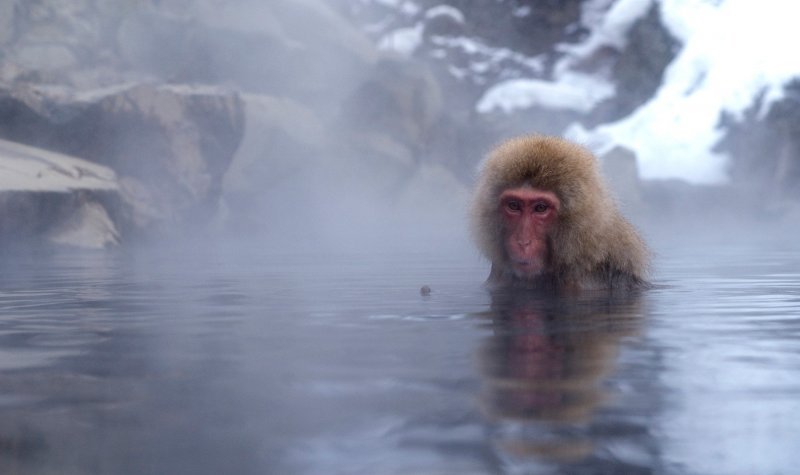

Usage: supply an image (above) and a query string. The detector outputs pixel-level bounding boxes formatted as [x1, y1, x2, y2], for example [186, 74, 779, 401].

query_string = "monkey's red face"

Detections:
[499, 187, 560, 279]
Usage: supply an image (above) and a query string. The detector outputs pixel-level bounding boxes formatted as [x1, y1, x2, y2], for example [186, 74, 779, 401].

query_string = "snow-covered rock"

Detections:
[0, 138, 121, 248]
[48, 200, 121, 249]
[477, 73, 614, 114]
[0, 139, 117, 193]
[0, 82, 245, 236]
[575, 0, 800, 184]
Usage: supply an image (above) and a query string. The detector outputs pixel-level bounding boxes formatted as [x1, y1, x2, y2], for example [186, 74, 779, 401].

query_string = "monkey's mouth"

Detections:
[511, 259, 543, 278]
[513, 257, 540, 267]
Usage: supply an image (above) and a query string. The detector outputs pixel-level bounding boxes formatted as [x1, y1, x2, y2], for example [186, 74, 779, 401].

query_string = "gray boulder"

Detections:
[0, 138, 120, 248]
[0, 82, 245, 238]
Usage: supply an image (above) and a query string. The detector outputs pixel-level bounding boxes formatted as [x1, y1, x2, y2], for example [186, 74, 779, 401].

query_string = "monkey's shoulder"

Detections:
[487, 262, 648, 293]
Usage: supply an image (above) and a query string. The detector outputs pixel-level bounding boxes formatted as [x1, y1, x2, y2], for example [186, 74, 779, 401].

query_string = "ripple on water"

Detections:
[0, 246, 797, 475]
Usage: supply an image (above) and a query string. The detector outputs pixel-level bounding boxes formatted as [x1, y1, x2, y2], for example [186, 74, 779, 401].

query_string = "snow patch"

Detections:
[377, 23, 423, 56]
[0, 138, 118, 192]
[430, 36, 545, 74]
[559, 0, 653, 61]
[424, 5, 464, 24]
[477, 73, 614, 114]
[512, 5, 532, 18]
[366, 0, 420, 16]
[476, 0, 647, 116]
[575, 0, 800, 183]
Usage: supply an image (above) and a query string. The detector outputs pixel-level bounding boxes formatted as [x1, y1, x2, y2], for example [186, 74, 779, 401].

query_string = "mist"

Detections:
[1, 0, 798, 258]
[3, 2, 800, 475]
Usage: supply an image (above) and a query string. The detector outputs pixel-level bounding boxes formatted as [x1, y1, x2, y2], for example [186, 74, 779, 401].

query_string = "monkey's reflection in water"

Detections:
[477, 289, 644, 471]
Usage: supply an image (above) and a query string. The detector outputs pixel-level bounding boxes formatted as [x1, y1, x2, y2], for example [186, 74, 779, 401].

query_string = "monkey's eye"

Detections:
[506, 200, 523, 213]
[533, 202, 550, 213]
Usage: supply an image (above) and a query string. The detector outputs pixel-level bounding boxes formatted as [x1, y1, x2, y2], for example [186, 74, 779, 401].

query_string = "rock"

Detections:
[2, 0, 377, 102]
[336, 56, 479, 184]
[219, 94, 329, 234]
[0, 138, 117, 192]
[0, 82, 245, 236]
[48, 199, 121, 248]
[600, 145, 643, 213]
[586, 3, 679, 124]
[0, 0, 117, 84]
[0, 138, 122, 248]
[224, 94, 327, 195]
[717, 79, 800, 202]
[116, 0, 377, 105]
[340, 57, 443, 156]
[423, 6, 466, 38]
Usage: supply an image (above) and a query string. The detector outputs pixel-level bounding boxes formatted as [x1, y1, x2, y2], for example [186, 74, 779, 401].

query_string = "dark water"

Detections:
[0, 242, 798, 475]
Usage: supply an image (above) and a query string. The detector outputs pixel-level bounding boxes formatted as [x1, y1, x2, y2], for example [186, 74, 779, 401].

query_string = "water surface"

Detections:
[0, 242, 798, 475]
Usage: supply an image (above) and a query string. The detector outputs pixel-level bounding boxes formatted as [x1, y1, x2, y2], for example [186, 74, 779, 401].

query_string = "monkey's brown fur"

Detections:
[471, 135, 649, 291]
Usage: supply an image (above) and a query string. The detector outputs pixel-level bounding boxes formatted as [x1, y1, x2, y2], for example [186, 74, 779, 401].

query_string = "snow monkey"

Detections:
[471, 135, 649, 291]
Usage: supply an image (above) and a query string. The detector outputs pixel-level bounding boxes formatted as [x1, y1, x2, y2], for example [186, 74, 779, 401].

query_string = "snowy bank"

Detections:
[0, 138, 118, 192]
[0, 138, 121, 248]
[575, 0, 800, 183]
[477, 74, 614, 114]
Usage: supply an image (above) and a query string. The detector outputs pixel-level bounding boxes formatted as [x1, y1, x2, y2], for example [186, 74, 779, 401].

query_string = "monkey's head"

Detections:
[471, 135, 634, 287]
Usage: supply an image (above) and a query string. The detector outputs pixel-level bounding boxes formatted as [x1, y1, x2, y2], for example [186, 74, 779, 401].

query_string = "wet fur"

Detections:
[471, 135, 650, 291]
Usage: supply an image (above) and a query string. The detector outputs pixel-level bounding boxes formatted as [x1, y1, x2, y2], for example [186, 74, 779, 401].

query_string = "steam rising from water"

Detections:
[2, 5, 800, 475]
[3, 1, 799, 255]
